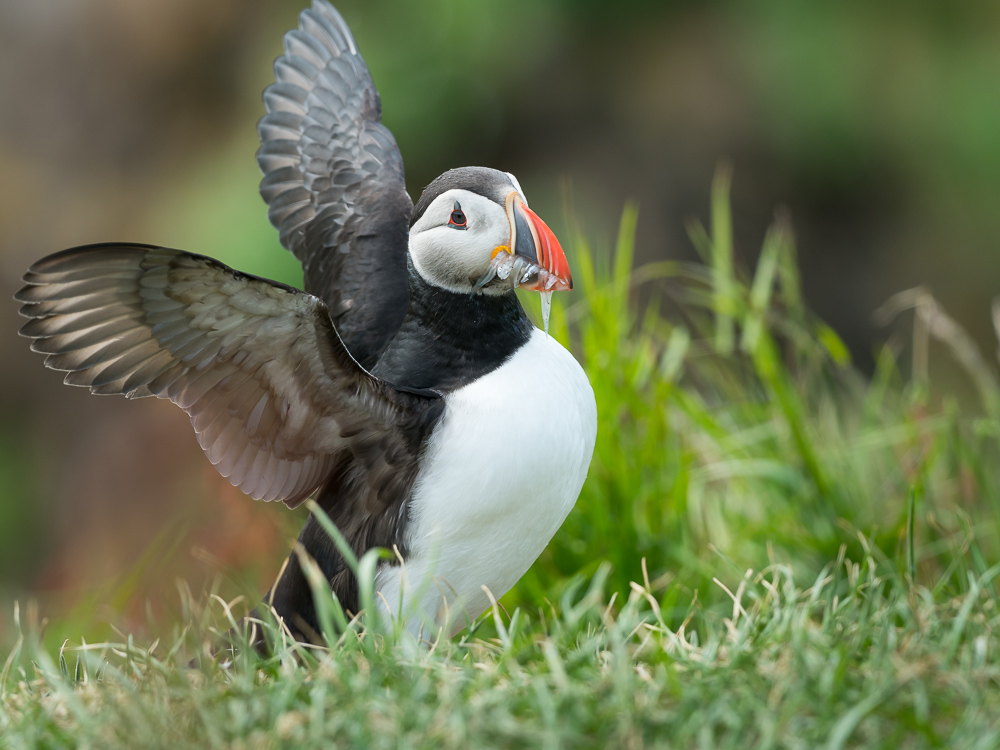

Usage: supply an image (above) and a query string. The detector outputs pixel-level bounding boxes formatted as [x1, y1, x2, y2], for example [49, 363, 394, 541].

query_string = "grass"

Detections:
[2, 554, 999, 748]
[3, 169, 1000, 747]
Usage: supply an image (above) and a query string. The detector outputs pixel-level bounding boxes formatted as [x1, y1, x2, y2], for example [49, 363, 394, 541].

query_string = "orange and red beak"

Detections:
[505, 192, 572, 291]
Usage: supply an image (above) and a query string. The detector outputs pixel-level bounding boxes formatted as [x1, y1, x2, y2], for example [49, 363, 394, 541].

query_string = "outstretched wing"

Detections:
[258, 0, 411, 369]
[15, 244, 441, 509]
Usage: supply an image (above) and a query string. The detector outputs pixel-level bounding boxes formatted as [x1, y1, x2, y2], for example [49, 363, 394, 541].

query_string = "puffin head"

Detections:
[408, 167, 572, 295]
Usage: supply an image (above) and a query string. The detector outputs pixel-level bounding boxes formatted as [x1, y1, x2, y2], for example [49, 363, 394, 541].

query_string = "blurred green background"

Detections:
[0, 0, 998, 641]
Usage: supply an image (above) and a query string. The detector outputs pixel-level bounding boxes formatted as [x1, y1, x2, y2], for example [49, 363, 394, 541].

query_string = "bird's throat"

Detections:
[371, 261, 533, 392]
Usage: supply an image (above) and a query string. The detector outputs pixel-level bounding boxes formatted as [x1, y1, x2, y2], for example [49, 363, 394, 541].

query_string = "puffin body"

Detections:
[15, 1, 596, 642]
[378, 327, 595, 635]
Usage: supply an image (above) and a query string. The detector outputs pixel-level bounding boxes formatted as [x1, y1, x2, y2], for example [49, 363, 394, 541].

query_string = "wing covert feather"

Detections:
[16, 244, 440, 508]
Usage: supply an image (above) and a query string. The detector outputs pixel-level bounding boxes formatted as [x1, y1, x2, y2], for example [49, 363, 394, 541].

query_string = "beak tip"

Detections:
[512, 196, 573, 294]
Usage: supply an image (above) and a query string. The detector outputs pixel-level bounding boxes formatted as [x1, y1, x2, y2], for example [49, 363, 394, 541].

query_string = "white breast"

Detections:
[375, 328, 597, 638]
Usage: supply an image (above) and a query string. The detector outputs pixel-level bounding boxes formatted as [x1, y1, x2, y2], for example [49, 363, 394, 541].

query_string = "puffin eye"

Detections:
[448, 201, 467, 229]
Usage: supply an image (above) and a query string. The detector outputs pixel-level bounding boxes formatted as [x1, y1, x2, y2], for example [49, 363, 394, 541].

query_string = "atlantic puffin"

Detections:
[15, 0, 597, 641]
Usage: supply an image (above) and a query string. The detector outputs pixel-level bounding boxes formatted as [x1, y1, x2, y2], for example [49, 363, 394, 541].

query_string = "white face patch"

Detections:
[408, 189, 513, 294]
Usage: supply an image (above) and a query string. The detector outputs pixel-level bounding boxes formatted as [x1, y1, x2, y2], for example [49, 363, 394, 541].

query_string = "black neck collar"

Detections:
[372, 260, 533, 392]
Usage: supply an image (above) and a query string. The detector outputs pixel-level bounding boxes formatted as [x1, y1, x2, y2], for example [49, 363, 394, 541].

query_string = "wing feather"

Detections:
[258, 0, 411, 370]
[16, 244, 441, 508]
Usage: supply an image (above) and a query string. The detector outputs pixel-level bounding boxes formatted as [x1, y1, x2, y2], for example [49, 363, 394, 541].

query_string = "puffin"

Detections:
[14, 0, 597, 642]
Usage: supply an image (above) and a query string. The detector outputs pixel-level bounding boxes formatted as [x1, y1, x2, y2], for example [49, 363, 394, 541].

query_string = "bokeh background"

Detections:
[1, 0, 998, 641]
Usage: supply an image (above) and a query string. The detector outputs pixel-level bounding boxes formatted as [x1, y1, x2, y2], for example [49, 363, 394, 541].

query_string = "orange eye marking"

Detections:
[491, 245, 511, 259]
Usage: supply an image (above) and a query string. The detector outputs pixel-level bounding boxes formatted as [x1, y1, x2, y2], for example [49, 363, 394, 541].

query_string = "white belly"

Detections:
[375, 328, 597, 638]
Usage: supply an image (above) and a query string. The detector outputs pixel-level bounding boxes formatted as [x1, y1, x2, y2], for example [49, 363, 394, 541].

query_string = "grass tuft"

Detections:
[2, 552, 999, 747]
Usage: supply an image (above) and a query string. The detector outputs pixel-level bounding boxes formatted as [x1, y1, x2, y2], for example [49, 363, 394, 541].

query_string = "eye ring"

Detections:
[448, 201, 467, 229]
